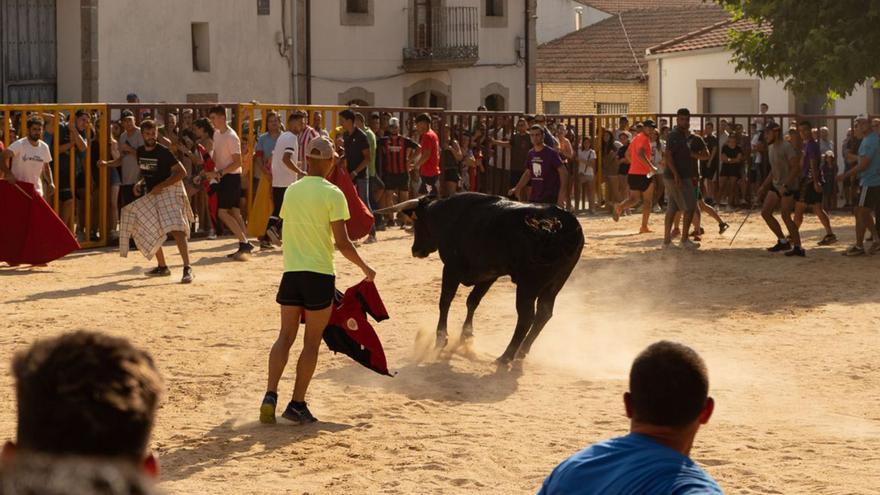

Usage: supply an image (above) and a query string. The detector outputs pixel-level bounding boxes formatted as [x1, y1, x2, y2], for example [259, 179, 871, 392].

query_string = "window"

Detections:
[191, 23, 210, 72]
[340, 0, 373, 26]
[346, 0, 368, 14]
[596, 103, 628, 115]
[543, 101, 560, 115]
[484, 94, 505, 111]
[486, 0, 503, 17]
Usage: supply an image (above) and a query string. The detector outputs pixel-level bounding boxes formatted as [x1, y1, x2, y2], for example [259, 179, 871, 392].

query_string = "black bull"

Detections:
[377, 193, 585, 363]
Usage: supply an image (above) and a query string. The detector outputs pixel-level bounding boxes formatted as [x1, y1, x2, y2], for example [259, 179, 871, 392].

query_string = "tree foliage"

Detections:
[715, 0, 880, 99]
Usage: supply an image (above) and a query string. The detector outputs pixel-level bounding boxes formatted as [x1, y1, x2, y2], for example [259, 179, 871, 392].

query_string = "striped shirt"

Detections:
[378, 135, 419, 175]
[296, 125, 321, 166]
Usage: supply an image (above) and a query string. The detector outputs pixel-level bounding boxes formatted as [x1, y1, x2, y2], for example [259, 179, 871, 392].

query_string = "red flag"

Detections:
[0, 181, 80, 266]
[326, 166, 374, 241]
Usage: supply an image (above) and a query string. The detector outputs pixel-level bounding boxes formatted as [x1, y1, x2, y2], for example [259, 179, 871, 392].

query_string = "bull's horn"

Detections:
[373, 198, 420, 215]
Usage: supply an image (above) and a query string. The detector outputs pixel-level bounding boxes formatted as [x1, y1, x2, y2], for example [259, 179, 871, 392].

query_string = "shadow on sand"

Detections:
[157, 419, 352, 481]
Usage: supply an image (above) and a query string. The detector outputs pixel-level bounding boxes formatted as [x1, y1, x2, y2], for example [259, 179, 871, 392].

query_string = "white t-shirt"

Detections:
[9, 138, 52, 196]
[577, 148, 596, 176]
[212, 127, 242, 174]
[271, 131, 299, 188]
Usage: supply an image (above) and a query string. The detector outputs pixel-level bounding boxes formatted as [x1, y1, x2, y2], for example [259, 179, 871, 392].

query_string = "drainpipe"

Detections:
[658, 57, 663, 113]
[290, 0, 298, 103]
[306, 0, 312, 103]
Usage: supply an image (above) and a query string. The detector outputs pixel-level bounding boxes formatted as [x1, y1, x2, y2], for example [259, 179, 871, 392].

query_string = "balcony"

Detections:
[403, 6, 479, 72]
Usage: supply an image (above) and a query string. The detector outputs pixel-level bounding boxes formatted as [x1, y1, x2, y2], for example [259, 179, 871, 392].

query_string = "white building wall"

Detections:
[309, 0, 527, 110]
[652, 48, 871, 118]
[95, 0, 291, 103]
[56, 0, 82, 103]
[536, 0, 610, 44]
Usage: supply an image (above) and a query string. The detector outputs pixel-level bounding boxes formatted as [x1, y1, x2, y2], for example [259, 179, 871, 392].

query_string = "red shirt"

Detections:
[628, 132, 653, 176]
[419, 130, 440, 177]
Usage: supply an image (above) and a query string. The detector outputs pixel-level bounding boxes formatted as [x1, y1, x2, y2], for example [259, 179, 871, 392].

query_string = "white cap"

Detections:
[388, 117, 400, 127]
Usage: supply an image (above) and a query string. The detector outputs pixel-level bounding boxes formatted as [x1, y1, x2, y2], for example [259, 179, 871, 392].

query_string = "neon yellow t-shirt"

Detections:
[280, 176, 350, 275]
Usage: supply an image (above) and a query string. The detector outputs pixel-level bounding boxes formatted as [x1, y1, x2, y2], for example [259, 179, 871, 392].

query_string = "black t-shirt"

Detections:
[664, 126, 697, 179]
[138, 144, 178, 192]
[701, 134, 718, 168]
[343, 127, 370, 179]
[721, 144, 743, 163]
[617, 143, 630, 161]
[510, 133, 532, 172]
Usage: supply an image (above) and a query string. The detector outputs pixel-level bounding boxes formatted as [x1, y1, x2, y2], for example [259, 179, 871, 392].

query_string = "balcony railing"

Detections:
[403, 6, 479, 72]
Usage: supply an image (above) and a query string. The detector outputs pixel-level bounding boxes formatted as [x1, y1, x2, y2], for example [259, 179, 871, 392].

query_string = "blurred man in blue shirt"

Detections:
[538, 341, 722, 495]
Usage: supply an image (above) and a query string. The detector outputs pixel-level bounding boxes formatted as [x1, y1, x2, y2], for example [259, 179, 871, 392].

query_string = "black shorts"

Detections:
[510, 169, 525, 188]
[383, 173, 408, 191]
[720, 164, 741, 178]
[748, 167, 759, 184]
[217, 173, 242, 209]
[700, 163, 717, 181]
[627, 174, 651, 192]
[419, 175, 438, 194]
[618, 163, 630, 175]
[799, 182, 823, 205]
[858, 185, 880, 210]
[276, 271, 336, 310]
[119, 184, 137, 209]
[443, 168, 461, 183]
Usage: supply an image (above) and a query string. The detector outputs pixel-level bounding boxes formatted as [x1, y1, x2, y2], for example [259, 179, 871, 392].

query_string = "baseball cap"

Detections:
[388, 117, 400, 127]
[642, 119, 657, 128]
[855, 114, 869, 122]
[765, 121, 781, 130]
[305, 136, 338, 160]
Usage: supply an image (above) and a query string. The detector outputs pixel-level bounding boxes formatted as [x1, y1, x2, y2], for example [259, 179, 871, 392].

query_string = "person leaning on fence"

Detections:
[538, 341, 722, 495]
[2, 331, 163, 479]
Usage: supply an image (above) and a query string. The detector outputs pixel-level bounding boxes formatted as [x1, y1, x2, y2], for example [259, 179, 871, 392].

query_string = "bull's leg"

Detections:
[436, 266, 460, 349]
[515, 289, 559, 360]
[462, 279, 497, 341]
[498, 285, 538, 364]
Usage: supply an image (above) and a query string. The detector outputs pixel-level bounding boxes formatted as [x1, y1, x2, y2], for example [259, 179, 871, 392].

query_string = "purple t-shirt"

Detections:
[802, 139, 823, 182]
[527, 146, 562, 203]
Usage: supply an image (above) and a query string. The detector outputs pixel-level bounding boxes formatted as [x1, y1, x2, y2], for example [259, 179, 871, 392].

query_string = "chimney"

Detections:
[575, 6, 584, 30]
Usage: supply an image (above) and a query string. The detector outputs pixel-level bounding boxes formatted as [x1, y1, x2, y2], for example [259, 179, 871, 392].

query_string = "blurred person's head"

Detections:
[265, 112, 280, 134]
[624, 341, 713, 455]
[798, 121, 813, 141]
[387, 117, 401, 136]
[515, 118, 528, 133]
[304, 136, 338, 178]
[179, 109, 194, 130]
[704, 122, 714, 134]
[74, 110, 90, 131]
[193, 117, 213, 140]
[25, 117, 44, 143]
[3, 331, 163, 476]
[0, 454, 158, 495]
[415, 113, 431, 134]
[675, 108, 690, 130]
[819, 126, 829, 141]
[289, 111, 307, 134]
[139, 120, 158, 148]
[339, 109, 356, 132]
[529, 125, 544, 148]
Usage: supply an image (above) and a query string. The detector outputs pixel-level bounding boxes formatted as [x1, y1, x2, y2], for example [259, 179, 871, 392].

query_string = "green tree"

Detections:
[716, 0, 880, 99]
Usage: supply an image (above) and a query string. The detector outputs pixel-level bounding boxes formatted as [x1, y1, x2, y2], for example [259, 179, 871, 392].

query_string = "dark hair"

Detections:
[120, 110, 134, 119]
[339, 109, 356, 122]
[629, 341, 709, 428]
[26, 116, 44, 129]
[139, 119, 157, 131]
[676, 108, 691, 117]
[798, 120, 812, 129]
[208, 105, 226, 117]
[75, 109, 89, 119]
[529, 124, 543, 133]
[0, 455, 157, 495]
[291, 110, 307, 121]
[415, 113, 431, 124]
[369, 112, 380, 120]
[12, 331, 162, 460]
[194, 117, 214, 136]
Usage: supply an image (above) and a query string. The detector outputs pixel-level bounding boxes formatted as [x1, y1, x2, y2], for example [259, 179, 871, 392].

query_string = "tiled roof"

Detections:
[647, 18, 772, 55]
[574, 0, 712, 14]
[537, 5, 730, 82]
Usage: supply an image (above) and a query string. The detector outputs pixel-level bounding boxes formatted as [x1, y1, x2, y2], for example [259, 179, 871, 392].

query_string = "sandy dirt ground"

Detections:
[2, 209, 879, 494]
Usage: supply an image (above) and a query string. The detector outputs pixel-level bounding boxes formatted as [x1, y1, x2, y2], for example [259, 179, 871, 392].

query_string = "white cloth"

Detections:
[212, 127, 242, 174]
[577, 148, 596, 176]
[8, 138, 52, 197]
[119, 183, 193, 260]
[271, 131, 299, 188]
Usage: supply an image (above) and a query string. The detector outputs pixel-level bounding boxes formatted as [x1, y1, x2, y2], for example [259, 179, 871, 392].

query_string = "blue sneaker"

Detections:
[282, 401, 318, 424]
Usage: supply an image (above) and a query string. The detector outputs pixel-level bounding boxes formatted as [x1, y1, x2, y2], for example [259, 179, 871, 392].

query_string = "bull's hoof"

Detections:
[461, 331, 474, 343]
[435, 333, 449, 349]
[514, 350, 529, 361]
[495, 354, 513, 366]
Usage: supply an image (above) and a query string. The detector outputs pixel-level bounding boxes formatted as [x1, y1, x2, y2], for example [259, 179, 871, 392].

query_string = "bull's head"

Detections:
[374, 196, 436, 258]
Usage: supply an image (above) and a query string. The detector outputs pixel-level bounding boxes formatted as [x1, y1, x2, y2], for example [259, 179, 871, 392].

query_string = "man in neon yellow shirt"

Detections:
[260, 136, 376, 424]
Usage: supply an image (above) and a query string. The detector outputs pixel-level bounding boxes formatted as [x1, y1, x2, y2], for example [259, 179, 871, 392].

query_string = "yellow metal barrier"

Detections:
[0, 104, 108, 248]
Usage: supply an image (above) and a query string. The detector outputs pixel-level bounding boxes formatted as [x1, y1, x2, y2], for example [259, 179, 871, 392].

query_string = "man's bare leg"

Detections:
[292, 306, 333, 402]
[761, 192, 785, 240]
[266, 305, 302, 394]
[170, 231, 190, 266]
[218, 207, 248, 243]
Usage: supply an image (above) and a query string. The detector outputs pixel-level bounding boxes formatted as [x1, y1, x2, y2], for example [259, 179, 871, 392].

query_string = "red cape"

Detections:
[0, 181, 80, 265]
[327, 166, 374, 241]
